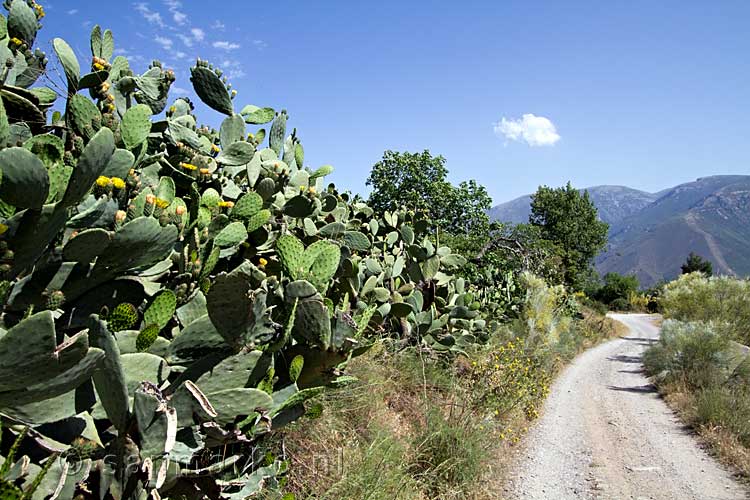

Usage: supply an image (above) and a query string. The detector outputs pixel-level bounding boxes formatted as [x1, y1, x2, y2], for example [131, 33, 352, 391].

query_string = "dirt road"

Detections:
[505, 314, 748, 500]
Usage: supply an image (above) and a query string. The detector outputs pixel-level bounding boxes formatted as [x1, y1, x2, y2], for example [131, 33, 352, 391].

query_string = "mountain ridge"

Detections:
[489, 175, 750, 286]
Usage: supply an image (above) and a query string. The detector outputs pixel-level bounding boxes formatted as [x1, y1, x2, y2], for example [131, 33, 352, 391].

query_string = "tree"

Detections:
[681, 252, 713, 276]
[594, 272, 639, 306]
[366, 150, 492, 235]
[529, 182, 609, 288]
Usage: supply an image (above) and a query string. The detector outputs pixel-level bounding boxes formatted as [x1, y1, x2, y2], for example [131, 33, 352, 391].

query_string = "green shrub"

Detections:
[660, 274, 750, 343]
[643, 320, 730, 389]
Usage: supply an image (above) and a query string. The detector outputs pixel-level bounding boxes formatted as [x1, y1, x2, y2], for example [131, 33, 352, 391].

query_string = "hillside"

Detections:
[490, 176, 750, 286]
[488, 185, 657, 226]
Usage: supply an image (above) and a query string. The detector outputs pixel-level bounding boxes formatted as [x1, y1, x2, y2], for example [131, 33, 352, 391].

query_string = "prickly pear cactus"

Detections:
[0, 7, 502, 499]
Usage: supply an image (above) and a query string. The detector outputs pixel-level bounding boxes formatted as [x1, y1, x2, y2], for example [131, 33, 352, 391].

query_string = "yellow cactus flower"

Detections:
[308, 186, 316, 194]
[111, 177, 126, 190]
[211, 144, 220, 153]
[199, 168, 210, 175]
[0, 224, 8, 235]
[218, 201, 234, 209]
[95, 176, 111, 187]
[180, 162, 198, 171]
[258, 257, 268, 268]
[93, 62, 105, 72]
[154, 198, 170, 209]
[9, 37, 23, 46]
[33, 2, 45, 18]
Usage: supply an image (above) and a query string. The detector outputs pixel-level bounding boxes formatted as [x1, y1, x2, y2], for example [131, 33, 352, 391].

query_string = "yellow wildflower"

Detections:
[154, 198, 170, 209]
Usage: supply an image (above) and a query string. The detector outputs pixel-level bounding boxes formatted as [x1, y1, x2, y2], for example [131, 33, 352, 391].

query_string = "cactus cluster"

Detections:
[0, 7, 509, 499]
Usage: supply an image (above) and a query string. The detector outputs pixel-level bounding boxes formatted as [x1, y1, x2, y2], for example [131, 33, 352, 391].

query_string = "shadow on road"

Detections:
[607, 384, 657, 394]
[619, 336, 657, 346]
[607, 354, 642, 364]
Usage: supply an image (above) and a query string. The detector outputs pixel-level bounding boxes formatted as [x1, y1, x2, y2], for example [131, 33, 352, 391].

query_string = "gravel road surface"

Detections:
[505, 313, 748, 500]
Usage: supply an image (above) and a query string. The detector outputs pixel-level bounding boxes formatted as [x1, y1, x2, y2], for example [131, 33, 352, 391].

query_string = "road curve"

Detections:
[505, 313, 748, 500]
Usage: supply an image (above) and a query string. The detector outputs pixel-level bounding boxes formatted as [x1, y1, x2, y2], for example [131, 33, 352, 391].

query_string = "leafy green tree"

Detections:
[366, 150, 491, 235]
[594, 272, 639, 306]
[681, 252, 713, 276]
[529, 182, 609, 288]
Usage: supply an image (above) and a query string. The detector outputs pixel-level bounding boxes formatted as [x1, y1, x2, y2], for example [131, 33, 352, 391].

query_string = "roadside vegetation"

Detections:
[644, 272, 750, 478]
[280, 279, 625, 500]
[0, 3, 633, 499]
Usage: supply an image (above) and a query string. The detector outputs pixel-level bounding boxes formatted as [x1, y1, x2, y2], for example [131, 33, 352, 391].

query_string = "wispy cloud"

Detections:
[164, 0, 187, 25]
[155, 35, 173, 50]
[176, 33, 193, 47]
[211, 20, 225, 30]
[175, 51, 187, 59]
[221, 59, 246, 79]
[493, 114, 561, 147]
[213, 41, 240, 50]
[191, 28, 205, 42]
[134, 3, 165, 28]
[252, 40, 267, 50]
[67, 9, 78, 14]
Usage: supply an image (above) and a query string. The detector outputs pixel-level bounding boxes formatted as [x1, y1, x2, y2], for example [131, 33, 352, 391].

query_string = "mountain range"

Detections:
[488, 175, 750, 287]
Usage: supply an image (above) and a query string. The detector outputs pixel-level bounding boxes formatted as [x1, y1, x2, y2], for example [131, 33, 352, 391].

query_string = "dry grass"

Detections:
[278, 310, 625, 499]
[656, 381, 750, 482]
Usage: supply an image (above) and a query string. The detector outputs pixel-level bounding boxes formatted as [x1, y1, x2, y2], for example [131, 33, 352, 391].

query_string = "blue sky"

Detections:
[40, 1, 750, 204]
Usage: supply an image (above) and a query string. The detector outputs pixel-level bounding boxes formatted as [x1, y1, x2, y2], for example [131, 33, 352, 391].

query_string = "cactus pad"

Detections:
[135, 324, 160, 352]
[268, 110, 288, 155]
[53, 37, 80, 90]
[143, 290, 176, 330]
[246, 209, 271, 233]
[0, 147, 50, 209]
[240, 105, 275, 125]
[120, 104, 152, 149]
[108, 302, 139, 332]
[214, 221, 248, 248]
[190, 63, 233, 115]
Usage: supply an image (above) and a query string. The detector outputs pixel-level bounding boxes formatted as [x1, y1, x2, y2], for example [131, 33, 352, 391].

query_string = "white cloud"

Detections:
[213, 41, 240, 50]
[221, 59, 246, 79]
[191, 28, 205, 42]
[252, 39, 267, 50]
[171, 86, 190, 95]
[175, 51, 187, 59]
[493, 113, 561, 147]
[211, 20, 225, 30]
[155, 35, 173, 50]
[177, 33, 193, 47]
[134, 3, 165, 27]
[67, 9, 78, 14]
[164, 0, 187, 24]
